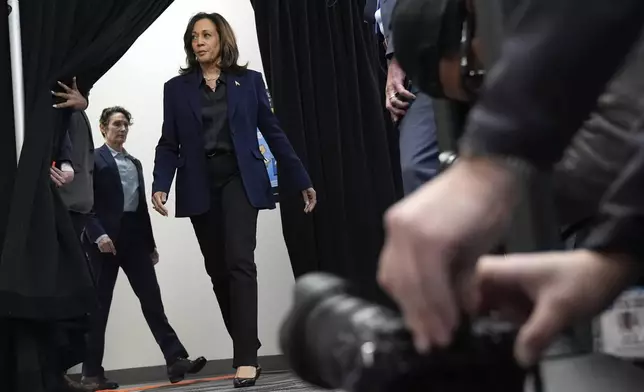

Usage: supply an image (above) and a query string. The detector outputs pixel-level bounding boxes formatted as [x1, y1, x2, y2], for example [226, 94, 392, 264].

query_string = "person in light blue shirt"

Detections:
[82, 107, 206, 390]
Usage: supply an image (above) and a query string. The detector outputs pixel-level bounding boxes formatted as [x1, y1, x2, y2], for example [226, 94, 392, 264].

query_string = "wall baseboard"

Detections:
[68, 355, 288, 386]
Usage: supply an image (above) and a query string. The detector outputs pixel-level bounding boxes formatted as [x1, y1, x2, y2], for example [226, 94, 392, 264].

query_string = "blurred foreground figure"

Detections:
[378, 0, 644, 366]
[0, 2, 176, 391]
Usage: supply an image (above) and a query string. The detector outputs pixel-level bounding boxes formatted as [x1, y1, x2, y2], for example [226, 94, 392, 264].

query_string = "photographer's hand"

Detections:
[378, 158, 517, 353]
[475, 250, 639, 367]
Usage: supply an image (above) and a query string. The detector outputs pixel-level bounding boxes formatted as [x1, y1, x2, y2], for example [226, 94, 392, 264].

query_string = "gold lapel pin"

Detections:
[235, 81, 240, 86]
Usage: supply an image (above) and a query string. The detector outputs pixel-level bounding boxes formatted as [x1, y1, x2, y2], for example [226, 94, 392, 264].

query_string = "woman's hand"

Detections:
[152, 191, 169, 216]
[474, 250, 640, 367]
[52, 77, 88, 110]
[302, 187, 317, 213]
[377, 158, 518, 353]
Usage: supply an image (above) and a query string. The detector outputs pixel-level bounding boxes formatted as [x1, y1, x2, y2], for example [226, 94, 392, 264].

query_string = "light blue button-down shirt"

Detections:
[375, 0, 383, 34]
[107, 145, 140, 212]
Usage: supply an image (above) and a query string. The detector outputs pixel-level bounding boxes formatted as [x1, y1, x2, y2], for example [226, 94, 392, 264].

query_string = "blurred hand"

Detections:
[52, 77, 88, 110]
[152, 191, 168, 216]
[50, 167, 74, 187]
[474, 250, 640, 367]
[151, 249, 160, 265]
[98, 236, 117, 255]
[385, 58, 416, 122]
[302, 187, 317, 214]
[378, 158, 518, 353]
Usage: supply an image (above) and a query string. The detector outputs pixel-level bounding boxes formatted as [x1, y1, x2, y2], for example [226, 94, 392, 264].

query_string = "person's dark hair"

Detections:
[99, 106, 133, 135]
[180, 12, 248, 75]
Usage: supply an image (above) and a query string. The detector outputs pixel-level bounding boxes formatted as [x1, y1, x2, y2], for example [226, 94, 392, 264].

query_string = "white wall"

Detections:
[81, 0, 295, 372]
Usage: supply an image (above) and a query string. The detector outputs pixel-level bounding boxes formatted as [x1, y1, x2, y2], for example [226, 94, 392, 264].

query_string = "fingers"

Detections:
[72, 76, 79, 91]
[57, 80, 73, 92]
[306, 198, 317, 213]
[302, 189, 317, 213]
[52, 91, 70, 99]
[53, 100, 75, 109]
[477, 254, 568, 367]
[418, 257, 460, 348]
[389, 83, 415, 110]
[50, 167, 65, 186]
[50, 174, 64, 187]
[390, 95, 410, 110]
[378, 208, 459, 353]
[152, 193, 169, 216]
[100, 240, 117, 255]
[395, 85, 416, 101]
[515, 298, 567, 367]
[385, 98, 406, 119]
[477, 255, 525, 287]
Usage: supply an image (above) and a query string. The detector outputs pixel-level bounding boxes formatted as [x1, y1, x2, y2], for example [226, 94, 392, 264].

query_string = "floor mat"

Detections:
[113, 372, 326, 392]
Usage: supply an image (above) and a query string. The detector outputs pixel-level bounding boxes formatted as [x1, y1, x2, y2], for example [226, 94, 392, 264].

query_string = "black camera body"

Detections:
[280, 273, 537, 392]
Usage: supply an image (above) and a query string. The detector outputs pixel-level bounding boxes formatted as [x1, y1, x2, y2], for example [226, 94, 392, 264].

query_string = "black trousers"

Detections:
[83, 213, 188, 377]
[191, 153, 260, 368]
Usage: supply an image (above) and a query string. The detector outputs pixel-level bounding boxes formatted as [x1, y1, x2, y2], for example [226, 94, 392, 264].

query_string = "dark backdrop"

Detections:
[251, 0, 402, 302]
[0, 2, 174, 391]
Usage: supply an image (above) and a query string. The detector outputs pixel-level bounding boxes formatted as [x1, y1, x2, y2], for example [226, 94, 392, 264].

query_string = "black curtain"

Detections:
[251, 0, 402, 302]
[1, 1, 174, 391]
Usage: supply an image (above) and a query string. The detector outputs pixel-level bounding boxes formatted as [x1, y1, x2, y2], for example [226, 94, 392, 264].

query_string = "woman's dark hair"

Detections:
[99, 106, 133, 135]
[180, 12, 248, 75]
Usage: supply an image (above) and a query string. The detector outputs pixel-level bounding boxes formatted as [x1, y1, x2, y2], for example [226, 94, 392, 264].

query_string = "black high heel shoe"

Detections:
[233, 366, 262, 388]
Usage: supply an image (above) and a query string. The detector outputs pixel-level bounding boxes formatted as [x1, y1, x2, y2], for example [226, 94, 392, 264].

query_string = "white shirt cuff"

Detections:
[61, 162, 74, 173]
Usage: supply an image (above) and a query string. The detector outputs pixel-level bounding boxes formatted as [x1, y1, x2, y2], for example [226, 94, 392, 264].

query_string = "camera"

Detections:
[280, 273, 539, 392]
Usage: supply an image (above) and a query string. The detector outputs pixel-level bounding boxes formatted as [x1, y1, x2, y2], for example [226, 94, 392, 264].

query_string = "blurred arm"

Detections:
[460, 0, 644, 170]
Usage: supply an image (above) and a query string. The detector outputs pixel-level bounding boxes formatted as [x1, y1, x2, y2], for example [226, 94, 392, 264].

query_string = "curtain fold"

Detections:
[251, 0, 402, 303]
[1, 1, 174, 390]
[1, 0, 175, 320]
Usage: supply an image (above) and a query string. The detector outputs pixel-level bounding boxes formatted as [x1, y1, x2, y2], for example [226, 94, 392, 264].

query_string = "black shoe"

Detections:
[233, 366, 262, 389]
[62, 375, 93, 392]
[80, 376, 119, 391]
[167, 356, 207, 383]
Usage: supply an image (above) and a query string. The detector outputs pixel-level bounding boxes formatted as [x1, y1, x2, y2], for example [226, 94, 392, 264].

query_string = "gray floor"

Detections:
[121, 355, 644, 392]
[129, 372, 323, 392]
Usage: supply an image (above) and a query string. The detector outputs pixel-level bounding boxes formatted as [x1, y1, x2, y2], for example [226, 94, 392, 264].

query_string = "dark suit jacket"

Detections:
[364, 0, 378, 25]
[85, 144, 156, 252]
[153, 69, 312, 217]
[56, 131, 73, 165]
[58, 111, 95, 214]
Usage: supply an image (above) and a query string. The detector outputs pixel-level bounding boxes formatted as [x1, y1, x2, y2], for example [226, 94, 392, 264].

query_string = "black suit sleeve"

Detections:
[56, 130, 73, 167]
[459, 0, 644, 170]
[583, 145, 644, 262]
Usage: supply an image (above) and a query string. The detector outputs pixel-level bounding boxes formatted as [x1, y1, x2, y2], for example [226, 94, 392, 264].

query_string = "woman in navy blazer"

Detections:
[83, 107, 206, 390]
[151, 12, 316, 387]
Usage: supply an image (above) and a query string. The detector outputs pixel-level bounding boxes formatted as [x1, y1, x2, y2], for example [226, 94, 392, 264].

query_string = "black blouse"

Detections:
[200, 75, 234, 154]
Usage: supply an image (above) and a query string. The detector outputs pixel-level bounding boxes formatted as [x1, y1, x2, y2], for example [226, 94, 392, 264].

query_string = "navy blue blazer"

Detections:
[85, 144, 156, 252]
[152, 69, 312, 217]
